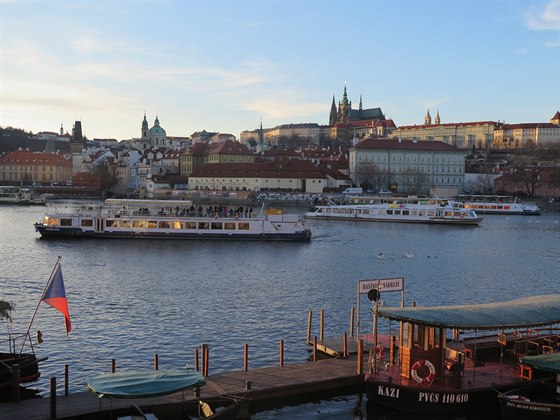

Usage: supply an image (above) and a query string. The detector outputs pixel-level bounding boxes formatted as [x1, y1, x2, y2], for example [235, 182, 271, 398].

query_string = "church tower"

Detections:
[70, 120, 85, 154]
[424, 109, 432, 125]
[338, 85, 351, 124]
[141, 113, 149, 139]
[434, 110, 441, 125]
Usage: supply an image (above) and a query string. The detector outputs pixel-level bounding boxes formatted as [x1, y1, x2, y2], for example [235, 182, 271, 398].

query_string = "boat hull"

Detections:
[0, 353, 41, 390]
[366, 375, 509, 413]
[34, 224, 312, 242]
[304, 214, 482, 225]
[498, 380, 560, 419]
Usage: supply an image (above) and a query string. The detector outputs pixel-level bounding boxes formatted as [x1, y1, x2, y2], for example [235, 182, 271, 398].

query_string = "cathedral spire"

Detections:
[329, 95, 338, 126]
[359, 95, 363, 111]
[424, 109, 432, 125]
[435, 110, 440, 125]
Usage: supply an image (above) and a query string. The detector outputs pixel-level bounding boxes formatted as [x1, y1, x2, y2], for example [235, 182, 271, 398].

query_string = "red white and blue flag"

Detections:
[42, 262, 72, 335]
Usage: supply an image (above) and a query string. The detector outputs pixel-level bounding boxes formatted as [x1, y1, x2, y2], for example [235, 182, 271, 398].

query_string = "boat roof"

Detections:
[87, 369, 205, 398]
[520, 353, 560, 373]
[377, 295, 560, 330]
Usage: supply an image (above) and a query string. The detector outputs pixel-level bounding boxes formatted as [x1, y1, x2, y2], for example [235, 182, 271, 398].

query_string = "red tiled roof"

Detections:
[189, 159, 347, 180]
[0, 150, 72, 166]
[207, 139, 253, 155]
[353, 139, 461, 151]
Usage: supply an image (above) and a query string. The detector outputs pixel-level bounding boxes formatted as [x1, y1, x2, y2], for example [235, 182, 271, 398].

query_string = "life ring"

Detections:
[411, 359, 436, 386]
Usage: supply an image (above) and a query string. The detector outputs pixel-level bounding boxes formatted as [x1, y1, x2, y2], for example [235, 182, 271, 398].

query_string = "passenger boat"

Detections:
[498, 353, 560, 419]
[0, 186, 47, 205]
[305, 197, 482, 226]
[365, 294, 560, 413]
[450, 194, 541, 215]
[34, 199, 312, 242]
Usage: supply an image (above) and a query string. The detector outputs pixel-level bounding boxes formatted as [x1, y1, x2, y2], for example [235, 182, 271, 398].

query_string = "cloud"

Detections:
[526, 0, 560, 31]
[243, 94, 325, 121]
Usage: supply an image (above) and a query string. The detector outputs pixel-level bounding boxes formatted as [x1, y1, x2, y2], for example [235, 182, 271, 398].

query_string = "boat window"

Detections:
[402, 210, 409, 216]
[119, 220, 130, 228]
[211, 222, 223, 230]
[147, 221, 158, 228]
[105, 220, 116, 227]
[198, 222, 210, 229]
[402, 323, 410, 348]
[386, 210, 393, 215]
[185, 222, 197, 229]
[60, 218, 72, 226]
[158, 221, 170, 229]
[413, 324, 424, 349]
[238, 222, 250, 230]
[171, 221, 182, 229]
[132, 220, 145, 228]
[224, 222, 236, 230]
[81, 219, 93, 227]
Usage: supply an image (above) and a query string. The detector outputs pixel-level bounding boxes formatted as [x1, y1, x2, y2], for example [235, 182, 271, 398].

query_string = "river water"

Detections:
[1, 202, 559, 418]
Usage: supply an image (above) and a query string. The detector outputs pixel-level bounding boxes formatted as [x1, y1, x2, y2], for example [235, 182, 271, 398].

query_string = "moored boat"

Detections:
[305, 197, 482, 226]
[0, 186, 48, 205]
[34, 199, 312, 242]
[498, 353, 560, 419]
[450, 194, 541, 215]
[365, 294, 560, 413]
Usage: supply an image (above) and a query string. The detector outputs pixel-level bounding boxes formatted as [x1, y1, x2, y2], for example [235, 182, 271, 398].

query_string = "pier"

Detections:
[1, 355, 367, 419]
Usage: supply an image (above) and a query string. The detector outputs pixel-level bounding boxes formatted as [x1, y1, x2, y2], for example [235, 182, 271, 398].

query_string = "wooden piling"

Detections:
[111, 359, 116, 373]
[50, 377, 56, 419]
[313, 336, 317, 362]
[154, 353, 159, 370]
[64, 364, 69, 396]
[357, 339, 363, 374]
[195, 348, 199, 372]
[243, 344, 249, 372]
[350, 307, 355, 337]
[202, 344, 209, 377]
[319, 309, 324, 341]
[279, 339, 284, 367]
[306, 309, 312, 342]
[343, 332, 348, 358]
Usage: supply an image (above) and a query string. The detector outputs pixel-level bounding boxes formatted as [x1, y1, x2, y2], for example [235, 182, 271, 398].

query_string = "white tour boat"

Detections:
[34, 199, 311, 242]
[450, 194, 541, 215]
[305, 197, 482, 226]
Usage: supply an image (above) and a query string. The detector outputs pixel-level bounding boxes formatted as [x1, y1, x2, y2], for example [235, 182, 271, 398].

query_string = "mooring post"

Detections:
[243, 343, 249, 372]
[203, 344, 209, 376]
[279, 339, 284, 367]
[313, 336, 317, 362]
[111, 359, 116, 373]
[64, 364, 69, 396]
[11, 363, 20, 403]
[307, 308, 312, 342]
[154, 353, 159, 370]
[319, 309, 324, 341]
[50, 377, 56, 419]
[195, 348, 199, 372]
[357, 339, 363, 374]
[343, 332, 348, 358]
[350, 306, 355, 337]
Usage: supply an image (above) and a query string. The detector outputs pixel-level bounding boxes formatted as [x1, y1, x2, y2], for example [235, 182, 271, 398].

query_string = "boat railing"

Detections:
[0, 332, 36, 355]
[102, 206, 258, 220]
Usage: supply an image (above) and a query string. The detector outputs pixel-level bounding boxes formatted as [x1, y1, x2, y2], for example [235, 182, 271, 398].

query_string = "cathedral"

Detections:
[329, 85, 395, 141]
[141, 114, 167, 147]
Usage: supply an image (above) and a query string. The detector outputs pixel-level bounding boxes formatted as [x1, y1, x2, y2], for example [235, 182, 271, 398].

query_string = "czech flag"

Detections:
[42, 263, 72, 335]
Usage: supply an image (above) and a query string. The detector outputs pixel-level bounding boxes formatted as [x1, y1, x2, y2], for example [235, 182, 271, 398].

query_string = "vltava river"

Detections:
[0, 202, 558, 418]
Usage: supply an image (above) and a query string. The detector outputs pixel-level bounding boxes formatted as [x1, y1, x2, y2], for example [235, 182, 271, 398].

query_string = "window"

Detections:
[81, 219, 93, 227]
[238, 222, 250, 230]
[211, 222, 223, 230]
[198, 222, 209, 229]
[224, 222, 236, 230]
[60, 218, 72, 226]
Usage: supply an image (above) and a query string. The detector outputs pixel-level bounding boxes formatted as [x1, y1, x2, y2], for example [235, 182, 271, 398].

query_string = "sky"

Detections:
[1, 0, 559, 141]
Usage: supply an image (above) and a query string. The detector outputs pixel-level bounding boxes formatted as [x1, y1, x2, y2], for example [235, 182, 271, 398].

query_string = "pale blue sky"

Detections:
[1, 0, 559, 140]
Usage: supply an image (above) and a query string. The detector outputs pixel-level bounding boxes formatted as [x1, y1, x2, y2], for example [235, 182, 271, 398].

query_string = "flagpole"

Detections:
[19, 256, 62, 355]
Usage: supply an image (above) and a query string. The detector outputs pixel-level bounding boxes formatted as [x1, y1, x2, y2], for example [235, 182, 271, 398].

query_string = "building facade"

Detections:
[141, 114, 167, 148]
[179, 139, 255, 176]
[492, 112, 560, 149]
[349, 139, 465, 196]
[0, 150, 73, 184]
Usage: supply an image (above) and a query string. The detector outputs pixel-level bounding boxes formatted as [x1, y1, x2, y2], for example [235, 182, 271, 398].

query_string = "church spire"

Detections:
[424, 109, 432, 125]
[329, 95, 338, 126]
[435, 110, 440, 125]
[359, 95, 363, 111]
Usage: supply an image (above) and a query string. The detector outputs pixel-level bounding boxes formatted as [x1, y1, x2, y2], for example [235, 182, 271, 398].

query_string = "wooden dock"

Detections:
[0, 356, 366, 419]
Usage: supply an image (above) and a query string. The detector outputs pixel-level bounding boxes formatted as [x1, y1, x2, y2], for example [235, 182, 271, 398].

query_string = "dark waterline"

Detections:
[1, 203, 559, 418]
